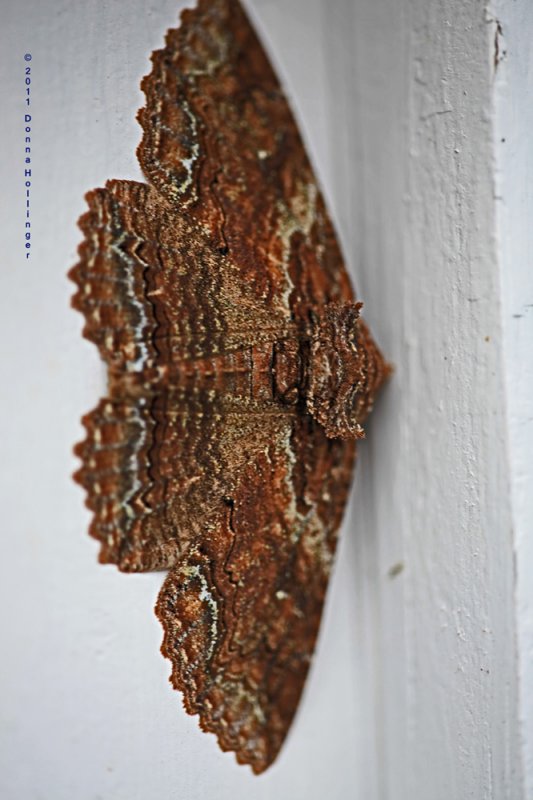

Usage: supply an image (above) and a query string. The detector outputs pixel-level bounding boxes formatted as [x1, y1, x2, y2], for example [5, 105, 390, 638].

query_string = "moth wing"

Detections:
[138, 0, 354, 316]
[156, 411, 355, 773]
[73, 393, 217, 571]
[71, 0, 356, 374]
[69, 178, 294, 372]
[75, 389, 277, 571]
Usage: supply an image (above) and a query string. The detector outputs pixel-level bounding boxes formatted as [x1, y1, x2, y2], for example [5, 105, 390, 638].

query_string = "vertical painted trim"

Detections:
[492, 1, 533, 794]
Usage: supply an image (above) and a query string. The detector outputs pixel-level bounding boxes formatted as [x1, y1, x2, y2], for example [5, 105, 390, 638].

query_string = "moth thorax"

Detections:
[306, 301, 379, 440]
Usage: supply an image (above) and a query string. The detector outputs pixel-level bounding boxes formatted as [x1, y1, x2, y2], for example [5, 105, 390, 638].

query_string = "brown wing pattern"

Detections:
[137, 0, 353, 314]
[70, 0, 387, 775]
[157, 413, 355, 773]
[74, 391, 238, 572]
[70, 178, 289, 371]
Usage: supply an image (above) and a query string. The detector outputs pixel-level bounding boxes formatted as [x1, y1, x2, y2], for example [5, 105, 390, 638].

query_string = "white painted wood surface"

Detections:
[492, 1, 533, 795]
[1, 1, 528, 798]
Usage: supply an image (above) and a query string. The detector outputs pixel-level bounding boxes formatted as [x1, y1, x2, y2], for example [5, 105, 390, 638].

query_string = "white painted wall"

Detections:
[0, 1, 528, 798]
[492, 1, 533, 795]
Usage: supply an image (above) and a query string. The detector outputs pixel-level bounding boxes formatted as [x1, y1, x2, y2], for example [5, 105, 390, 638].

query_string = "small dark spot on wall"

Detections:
[388, 562, 404, 579]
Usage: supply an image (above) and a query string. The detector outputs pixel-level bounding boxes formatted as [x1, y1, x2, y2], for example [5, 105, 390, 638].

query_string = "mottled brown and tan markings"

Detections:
[70, 0, 389, 774]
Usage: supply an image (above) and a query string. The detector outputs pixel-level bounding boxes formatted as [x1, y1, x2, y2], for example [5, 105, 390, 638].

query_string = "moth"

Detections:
[70, 0, 388, 773]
